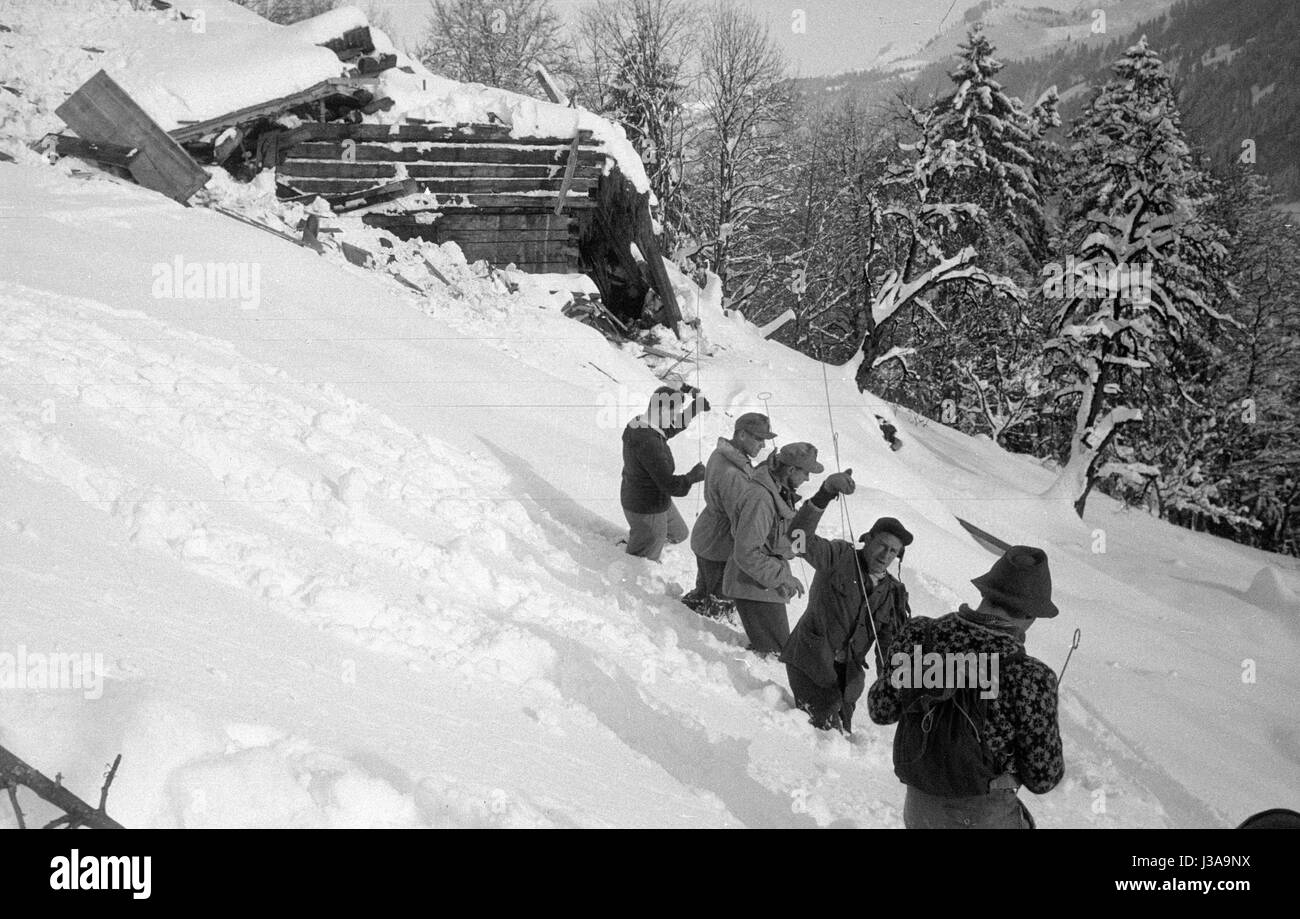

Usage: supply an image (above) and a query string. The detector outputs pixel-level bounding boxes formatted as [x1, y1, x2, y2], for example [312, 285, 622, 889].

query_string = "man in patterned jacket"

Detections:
[867, 545, 1065, 829]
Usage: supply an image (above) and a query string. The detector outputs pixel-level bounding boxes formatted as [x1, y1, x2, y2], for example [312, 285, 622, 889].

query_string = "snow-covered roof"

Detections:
[106, 1, 649, 193]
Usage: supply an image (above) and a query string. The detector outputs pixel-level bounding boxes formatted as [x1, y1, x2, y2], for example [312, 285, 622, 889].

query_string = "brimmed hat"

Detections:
[860, 517, 913, 547]
[734, 413, 776, 440]
[775, 442, 824, 474]
[971, 545, 1058, 619]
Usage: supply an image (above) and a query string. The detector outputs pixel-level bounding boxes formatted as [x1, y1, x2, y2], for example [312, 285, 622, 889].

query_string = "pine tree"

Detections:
[920, 24, 1058, 259]
[1203, 166, 1300, 552]
[909, 26, 1060, 443]
[1044, 37, 1229, 518]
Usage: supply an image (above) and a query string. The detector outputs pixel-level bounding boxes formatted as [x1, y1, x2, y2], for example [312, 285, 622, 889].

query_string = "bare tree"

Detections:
[415, 0, 574, 96]
[693, 0, 790, 305]
[578, 0, 699, 249]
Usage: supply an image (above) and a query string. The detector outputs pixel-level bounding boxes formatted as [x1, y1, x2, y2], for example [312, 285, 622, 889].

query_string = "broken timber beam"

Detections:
[37, 133, 138, 170]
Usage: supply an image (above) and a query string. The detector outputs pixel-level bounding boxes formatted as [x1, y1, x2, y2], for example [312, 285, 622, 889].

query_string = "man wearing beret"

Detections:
[682, 413, 777, 616]
[723, 442, 824, 654]
[782, 469, 913, 732]
[867, 545, 1065, 828]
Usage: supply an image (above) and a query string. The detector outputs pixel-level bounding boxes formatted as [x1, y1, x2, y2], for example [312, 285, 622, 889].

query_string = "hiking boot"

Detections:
[680, 589, 708, 612]
[696, 595, 734, 621]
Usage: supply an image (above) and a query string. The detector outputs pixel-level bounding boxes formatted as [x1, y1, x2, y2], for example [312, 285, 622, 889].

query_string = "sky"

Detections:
[371, 0, 978, 78]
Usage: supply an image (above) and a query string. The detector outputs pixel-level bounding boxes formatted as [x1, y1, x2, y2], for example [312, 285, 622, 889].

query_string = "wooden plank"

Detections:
[167, 79, 340, 143]
[208, 204, 312, 248]
[278, 178, 378, 195]
[426, 229, 575, 242]
[555, 132, 582, 216]
[284, 123, 596, 145]
[329, 192, 598, 211]
[326, 178, 420, 213]
[282, 160, 602, 182]
[533, 62, 569, 105]
[444, 237, 576, 258]
[400, 163, 601, 180]
[362, 213, 562, 230]
[410, 177, 597, 194]
[630, 178, 682, 329]
[284, 142, 606, 166]
[56, 70, 207, 203]
[281, 161, 398, 179]
[277, 176, 596, 197]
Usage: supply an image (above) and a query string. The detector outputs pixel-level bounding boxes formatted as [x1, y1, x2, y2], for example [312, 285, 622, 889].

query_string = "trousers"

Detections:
[902, 785, 1035, 829]
[786, 661, 858, 732]
[693, 556, 728, 598]
[623, 502, 688, 562]
[735, 598, 789, 654]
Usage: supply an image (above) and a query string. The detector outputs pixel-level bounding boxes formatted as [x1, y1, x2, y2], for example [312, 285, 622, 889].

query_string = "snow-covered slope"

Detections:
[869, 0, 1181, 75]
[2, 1, 1298, 829]
[3, 160, 1298, 827]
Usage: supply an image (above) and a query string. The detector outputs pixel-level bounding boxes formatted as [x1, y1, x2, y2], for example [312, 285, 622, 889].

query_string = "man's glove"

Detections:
[823, 469, 856, 497]
[687, 461, 706, 483]
[777, 574, 805, 600]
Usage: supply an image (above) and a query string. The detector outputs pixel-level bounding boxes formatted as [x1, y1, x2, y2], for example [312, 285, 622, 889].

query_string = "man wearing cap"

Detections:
[620, 384, 710, 562]
[867, 546, 1065, 828]
[782, 470, 913, 732]
[723, 442, 823, 654]
[682, 413, 777, 616]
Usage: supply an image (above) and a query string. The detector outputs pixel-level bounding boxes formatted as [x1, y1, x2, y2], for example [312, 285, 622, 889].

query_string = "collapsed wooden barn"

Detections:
[40, 14, 682, 332]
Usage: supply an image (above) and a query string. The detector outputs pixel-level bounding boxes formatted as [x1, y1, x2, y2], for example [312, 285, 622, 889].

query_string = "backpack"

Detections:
[892, 649, 1025, 797]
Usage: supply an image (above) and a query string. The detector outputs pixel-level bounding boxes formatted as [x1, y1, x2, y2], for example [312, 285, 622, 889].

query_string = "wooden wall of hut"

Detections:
[276, 122, 600, 274]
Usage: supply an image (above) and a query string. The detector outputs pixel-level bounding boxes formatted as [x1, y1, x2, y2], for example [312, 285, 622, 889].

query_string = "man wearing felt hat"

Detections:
[867, 545, 1066, 829]
[723, 442, 824, 654]
[682, 413, 777, 617]
[782, 469, 914, 733]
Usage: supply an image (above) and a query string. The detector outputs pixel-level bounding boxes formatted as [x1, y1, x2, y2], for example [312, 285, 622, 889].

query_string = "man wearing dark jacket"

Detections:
[783, 470, 913, 732]
[867, 546, 1065, 829]
[620, 384, 709, 561]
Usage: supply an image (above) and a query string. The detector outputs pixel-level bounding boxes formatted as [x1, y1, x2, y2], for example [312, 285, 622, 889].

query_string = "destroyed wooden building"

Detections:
[40, 20, 681, 330]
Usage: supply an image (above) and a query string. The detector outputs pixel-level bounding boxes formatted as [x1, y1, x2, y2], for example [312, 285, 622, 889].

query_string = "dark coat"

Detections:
[780, 499, 910, 705]
[866, 610, 1065, 795]
[620, 418, 693, 514]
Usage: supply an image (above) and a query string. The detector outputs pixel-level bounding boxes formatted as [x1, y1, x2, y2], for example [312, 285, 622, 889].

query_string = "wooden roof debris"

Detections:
[35, 13, 684, 335]
[54, 70, 207, 203]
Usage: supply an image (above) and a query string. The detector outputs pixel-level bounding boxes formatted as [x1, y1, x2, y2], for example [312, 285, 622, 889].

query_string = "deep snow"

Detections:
[0, 0, 1297, 829]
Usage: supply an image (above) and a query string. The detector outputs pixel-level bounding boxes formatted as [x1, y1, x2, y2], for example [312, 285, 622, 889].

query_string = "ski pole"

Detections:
[817, 361, 887, 669]
[1058, 628, 1082, 686]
